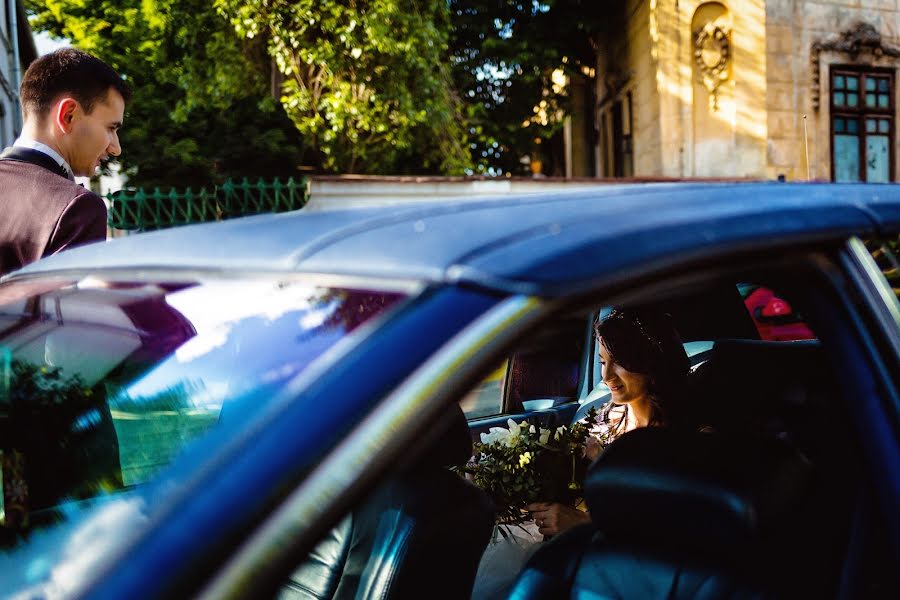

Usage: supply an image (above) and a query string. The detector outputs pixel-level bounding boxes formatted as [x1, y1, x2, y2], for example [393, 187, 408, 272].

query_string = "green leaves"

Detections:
[26, 0, 604, 178]
[27, 0, 304, 187]
[464, 408, 600, 525]
[216, 0, 471, 174]
[448, 0, 606, 174]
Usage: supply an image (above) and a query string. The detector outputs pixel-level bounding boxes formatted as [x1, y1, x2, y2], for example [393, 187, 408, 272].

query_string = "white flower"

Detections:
[529, 424, 537, 434]
[554, 426, 566, 441]
[505, 419, 522, 446]
[481, 419, 525, 447]
[539, 428, 551, 444]
[480, 427, 510, 446]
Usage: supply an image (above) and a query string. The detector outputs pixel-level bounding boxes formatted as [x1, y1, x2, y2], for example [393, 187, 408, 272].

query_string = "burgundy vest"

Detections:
[0, 149, 107, 277]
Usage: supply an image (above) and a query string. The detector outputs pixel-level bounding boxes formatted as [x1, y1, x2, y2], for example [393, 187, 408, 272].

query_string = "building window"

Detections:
[831, 67, 894, 182]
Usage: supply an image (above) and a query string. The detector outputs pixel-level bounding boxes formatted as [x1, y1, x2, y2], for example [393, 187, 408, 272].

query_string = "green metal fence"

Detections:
[106, 176, 308, 232]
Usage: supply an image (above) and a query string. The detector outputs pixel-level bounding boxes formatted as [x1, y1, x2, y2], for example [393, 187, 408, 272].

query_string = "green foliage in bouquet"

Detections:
[463, 407, 600, 524]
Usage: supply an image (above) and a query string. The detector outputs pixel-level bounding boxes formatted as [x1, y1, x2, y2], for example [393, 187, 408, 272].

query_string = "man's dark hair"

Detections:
[20, 48, 132, 120]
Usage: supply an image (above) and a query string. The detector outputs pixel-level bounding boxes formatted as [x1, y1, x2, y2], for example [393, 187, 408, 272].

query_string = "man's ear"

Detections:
[53, 98, 79, 134]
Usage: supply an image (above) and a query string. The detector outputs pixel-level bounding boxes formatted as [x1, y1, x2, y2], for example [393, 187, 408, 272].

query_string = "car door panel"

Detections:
[468, 402, 580, 440]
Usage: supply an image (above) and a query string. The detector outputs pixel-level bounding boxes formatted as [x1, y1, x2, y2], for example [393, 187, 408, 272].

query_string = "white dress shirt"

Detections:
[13, 137, 75, 180]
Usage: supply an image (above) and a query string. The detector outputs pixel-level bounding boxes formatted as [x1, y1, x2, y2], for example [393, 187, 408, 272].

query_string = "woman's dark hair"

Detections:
[594, 307, 691, 428]
[20, 48, 132, 120]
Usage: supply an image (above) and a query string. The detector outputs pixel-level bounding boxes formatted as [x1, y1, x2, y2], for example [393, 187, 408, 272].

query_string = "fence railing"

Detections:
[106, 177, 309, 232]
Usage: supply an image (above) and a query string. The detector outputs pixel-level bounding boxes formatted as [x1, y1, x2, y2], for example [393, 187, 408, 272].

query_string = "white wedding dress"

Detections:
[470, 520, 543, 600]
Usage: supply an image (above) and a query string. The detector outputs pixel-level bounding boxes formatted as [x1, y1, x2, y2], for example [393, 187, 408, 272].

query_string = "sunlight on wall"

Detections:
[649, 0, 768, 177]
[592, 0, 900, 181]
[594, 0, 771, 178]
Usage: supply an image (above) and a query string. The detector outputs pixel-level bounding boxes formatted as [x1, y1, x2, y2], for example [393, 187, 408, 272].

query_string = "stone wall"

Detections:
[0, 1, 18, 148]
[654, 0, 768, 178]
[591, 0, 663, 177]
[768, 0, 900, 181]
[730, 0, 769, 176]
[605, 0, 768, 178]
[573, 0, 900, 181]
[628, 0, 665, 175]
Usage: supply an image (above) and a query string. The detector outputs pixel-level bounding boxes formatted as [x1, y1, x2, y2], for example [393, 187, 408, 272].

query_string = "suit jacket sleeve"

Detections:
[45, 191, 108, 256]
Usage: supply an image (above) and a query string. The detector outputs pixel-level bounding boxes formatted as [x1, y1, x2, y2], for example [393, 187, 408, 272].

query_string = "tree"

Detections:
[448, 0, 608, 175]
[25, 0, 305, 188]
[215, 0, 472, 174]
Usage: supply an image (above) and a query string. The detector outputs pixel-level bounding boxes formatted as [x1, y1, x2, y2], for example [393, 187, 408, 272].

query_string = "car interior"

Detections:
[505, 290, 856, 598]
[278, 405, 494, 600]
[503, 276, 896, 599]
[274, 256, 896, 600]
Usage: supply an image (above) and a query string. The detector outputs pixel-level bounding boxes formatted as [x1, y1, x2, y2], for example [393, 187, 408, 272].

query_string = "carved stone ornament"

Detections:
[811, 22, 900, 111]
[694, 23, 731, 111]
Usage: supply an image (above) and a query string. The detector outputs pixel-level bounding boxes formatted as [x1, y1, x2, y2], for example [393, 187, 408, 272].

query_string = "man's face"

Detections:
[66, 88, 125, 177]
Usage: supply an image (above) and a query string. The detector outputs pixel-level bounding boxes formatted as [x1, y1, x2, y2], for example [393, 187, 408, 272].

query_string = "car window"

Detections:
[582, 283, 815, 405]
[464, 316, 589, 422]
[459, 361, 508, 419]
[737, 283, 817, 341]
[0, 277, 404, 548]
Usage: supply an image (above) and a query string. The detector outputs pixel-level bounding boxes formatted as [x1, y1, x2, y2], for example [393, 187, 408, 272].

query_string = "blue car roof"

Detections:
[8, 182, 900, 296]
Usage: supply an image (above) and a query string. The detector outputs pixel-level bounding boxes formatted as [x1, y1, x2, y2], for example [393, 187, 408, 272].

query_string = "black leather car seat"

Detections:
[689, 339, 858, 596]
[280, 405, 494, 600]
[507, 427, 814, 599]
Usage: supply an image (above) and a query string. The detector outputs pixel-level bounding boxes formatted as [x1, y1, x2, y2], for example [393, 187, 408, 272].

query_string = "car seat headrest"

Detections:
[414, 404, 473, 470]
[585, 428, 812, 554]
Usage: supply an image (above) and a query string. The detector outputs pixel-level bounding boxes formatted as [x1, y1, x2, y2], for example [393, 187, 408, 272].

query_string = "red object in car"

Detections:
[742, 286, 816, 341]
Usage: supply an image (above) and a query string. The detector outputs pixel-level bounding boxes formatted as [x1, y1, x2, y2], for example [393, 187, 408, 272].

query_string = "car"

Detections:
[0, 182, 897, 599]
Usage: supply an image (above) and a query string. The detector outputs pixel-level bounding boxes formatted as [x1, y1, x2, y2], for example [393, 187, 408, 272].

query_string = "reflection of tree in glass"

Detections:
[108, 380, 219, 487]
[109, 381, 200, 413]
[321, 290, 403, 332]
[0, 360, 123, 523]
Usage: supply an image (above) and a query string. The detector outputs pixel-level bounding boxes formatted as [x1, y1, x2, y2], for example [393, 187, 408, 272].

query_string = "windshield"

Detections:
[0, 275, 404, 583]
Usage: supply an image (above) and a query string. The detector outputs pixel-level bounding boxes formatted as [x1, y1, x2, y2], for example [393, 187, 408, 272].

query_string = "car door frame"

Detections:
[838, 237, 900, 557]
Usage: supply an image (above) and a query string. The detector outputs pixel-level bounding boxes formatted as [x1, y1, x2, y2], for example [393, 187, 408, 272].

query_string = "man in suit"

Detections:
[0, 48, 131, 276]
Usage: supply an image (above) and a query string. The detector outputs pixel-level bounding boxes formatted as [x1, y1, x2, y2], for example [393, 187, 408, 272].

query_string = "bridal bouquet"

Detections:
[463, 407, 600, 525]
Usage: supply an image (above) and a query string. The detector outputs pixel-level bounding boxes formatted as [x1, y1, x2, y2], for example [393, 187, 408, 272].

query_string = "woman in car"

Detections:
[528, 307, 693, 537]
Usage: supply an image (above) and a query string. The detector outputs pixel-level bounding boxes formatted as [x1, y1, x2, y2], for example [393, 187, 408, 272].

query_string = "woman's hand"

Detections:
[527, 502, 591, 537]
[584, 435, 603, 462]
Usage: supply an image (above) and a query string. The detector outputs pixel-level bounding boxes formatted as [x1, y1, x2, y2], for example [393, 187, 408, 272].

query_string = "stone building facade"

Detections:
[572, 0, 900, 182]
[0, 1, 36, 148]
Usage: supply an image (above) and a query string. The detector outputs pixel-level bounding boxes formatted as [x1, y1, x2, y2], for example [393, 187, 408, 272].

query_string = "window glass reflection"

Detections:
[0, 277, 404, 546]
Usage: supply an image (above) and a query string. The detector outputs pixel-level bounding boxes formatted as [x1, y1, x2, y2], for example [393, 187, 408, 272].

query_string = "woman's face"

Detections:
[599, 337, 651, 405]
